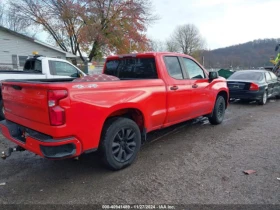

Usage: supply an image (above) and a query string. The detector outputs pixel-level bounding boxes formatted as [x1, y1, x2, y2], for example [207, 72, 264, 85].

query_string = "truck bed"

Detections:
[3, 78, 75, 83]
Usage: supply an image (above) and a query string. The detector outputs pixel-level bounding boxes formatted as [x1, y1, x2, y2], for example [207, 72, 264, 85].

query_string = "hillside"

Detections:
[202, 38, 280, 69]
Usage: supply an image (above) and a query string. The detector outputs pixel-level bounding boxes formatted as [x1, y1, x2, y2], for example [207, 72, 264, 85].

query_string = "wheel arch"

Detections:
[217, 90, 228, 108]
[102, 108, 146, 142]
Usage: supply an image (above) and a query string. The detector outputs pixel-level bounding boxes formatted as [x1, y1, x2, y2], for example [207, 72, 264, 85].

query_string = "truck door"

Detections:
[180, 57, 212, 117]
[163, 56, 192, 125]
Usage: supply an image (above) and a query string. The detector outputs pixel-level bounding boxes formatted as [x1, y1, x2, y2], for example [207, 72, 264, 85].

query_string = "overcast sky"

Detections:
[146, 0, 280, 50]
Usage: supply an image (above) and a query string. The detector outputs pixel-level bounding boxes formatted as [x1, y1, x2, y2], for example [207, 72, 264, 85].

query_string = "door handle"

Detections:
[192, 84, 198, 88]
[170, 86, 178, 90]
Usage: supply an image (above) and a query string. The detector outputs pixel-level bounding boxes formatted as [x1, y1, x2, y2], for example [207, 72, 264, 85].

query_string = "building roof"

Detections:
[0, 25, 77, 58]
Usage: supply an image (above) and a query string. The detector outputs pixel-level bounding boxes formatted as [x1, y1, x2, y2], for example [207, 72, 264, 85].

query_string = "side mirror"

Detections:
[209, 71, 219, 81]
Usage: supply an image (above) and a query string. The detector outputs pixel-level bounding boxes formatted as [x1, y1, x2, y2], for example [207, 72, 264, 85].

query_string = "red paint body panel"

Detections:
[1, 52, 229, 158]
[0, 124, 82, 158]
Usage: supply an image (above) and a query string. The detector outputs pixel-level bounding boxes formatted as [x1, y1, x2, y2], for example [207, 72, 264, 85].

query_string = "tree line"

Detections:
[201, 39, 280, 69]
[0, 0, 158, 62]
[149, 24, 205, 62]
[0, 0, 206, 63]
[1, 0, 277, 70]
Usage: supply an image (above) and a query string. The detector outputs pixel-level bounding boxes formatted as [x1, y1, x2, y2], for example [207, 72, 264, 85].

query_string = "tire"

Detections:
[100, 117, 141, 170]
[208, 95, 226, 125]
[258, 91, 268, 105]
[0, 100, 4, 120]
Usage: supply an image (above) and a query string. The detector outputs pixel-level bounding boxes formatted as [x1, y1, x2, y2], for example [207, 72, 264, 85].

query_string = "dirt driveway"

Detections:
[0, 100, 279, 206]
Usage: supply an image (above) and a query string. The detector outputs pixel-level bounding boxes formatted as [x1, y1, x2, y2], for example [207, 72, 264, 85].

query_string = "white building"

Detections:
[0, 26, 76, 70]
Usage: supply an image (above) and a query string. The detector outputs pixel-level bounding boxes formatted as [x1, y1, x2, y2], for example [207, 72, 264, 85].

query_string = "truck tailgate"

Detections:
[2, 82, 50, 125]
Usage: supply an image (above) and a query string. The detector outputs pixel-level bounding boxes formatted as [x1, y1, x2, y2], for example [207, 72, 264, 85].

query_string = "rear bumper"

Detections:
[229, 90, 264, 100]
[0, 120, 82, 159]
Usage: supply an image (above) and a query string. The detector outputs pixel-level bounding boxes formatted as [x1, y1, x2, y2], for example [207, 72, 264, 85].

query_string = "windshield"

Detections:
[104, 57, 158, 79]
[228, 71, 264, 81]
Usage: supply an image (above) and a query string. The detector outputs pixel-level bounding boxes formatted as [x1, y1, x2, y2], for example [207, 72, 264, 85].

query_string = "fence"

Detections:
[0, 63, 22, 71]
[0, 63, 104, 73]
[77, 64, 104, 75]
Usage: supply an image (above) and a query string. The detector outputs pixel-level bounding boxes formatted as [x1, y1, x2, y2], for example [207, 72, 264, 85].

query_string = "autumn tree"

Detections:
[9, 0, 157, 61]
[169, 24, 205, 58]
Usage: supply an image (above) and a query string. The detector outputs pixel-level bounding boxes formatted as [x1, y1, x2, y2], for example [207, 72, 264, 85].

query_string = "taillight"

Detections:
[249, 83, 259, 91]
[48, 90, 68, 126]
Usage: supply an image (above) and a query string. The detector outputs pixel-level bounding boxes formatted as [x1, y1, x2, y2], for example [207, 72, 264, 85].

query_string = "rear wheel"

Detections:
[100, 117, 141, 170]
[0, 100, 4, 120]
[258, 91, 267, 105]
[208, 95, 225, 125]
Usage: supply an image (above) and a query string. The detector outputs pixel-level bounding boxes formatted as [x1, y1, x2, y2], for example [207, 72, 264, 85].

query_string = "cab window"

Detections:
[164, 56, 183, 80]
[104, 57, 158, 79]
[49, 61, 80, 77]
[182, 58, 205, 79]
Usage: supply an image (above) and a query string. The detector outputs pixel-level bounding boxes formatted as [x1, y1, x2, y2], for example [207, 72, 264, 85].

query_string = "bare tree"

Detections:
[165, 39, 179, 52]
[0, 3, 5, 26]
[0, 2, 36, 37]
[5, 6, 33, 33]
[149, 39, 166, 52]
[171, 24, 205, 55]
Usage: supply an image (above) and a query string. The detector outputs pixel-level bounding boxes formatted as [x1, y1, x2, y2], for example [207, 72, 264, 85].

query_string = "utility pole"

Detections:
[202, 56, 205, 66]
[129, 39, 132, 53]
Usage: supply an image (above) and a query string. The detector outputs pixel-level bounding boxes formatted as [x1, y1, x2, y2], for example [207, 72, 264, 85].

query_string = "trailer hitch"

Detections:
[1, 146, 25, 160]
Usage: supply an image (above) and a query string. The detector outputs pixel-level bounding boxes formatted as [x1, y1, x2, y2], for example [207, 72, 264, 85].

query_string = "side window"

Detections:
[164, 56, 183, 79]
[49, 61, 79, 77]
[182, 58, 205, 79]
[34, 60, 42, 72]
[265, 72, 272, 82]
[269, 72, 277, 81]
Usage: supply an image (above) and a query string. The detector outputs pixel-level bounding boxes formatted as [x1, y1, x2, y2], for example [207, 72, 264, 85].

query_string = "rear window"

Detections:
[23, 59, 42, 73]
[104, 57, 158, 79]
[228, 71, 264, 81]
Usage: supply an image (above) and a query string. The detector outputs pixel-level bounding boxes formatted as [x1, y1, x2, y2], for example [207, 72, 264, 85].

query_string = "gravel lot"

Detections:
[0, 99, 280, 206]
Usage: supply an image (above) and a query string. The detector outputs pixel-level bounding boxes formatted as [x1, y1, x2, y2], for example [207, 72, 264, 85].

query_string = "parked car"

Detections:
[0, 54, 86, 120]
[0, 52, 229, 170]
[227, 70, 280, 105]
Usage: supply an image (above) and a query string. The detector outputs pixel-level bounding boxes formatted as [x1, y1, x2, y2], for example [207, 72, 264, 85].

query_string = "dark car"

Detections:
[227, 70, 280, 105]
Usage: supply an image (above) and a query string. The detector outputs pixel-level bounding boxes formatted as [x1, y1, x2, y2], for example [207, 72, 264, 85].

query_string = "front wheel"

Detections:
[258, 91, 267, 105]
[208, 95, 226, 125]
[0, 100, 4, 120]
[100, 117, 141, 170]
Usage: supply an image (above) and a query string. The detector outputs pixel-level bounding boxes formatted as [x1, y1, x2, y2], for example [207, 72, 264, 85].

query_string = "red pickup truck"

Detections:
[0, 52, 229, 170]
